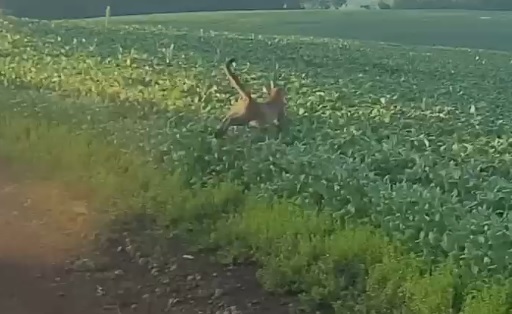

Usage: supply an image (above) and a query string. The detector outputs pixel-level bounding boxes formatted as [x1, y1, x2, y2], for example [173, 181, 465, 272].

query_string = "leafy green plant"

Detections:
[461, 282, 511, 314]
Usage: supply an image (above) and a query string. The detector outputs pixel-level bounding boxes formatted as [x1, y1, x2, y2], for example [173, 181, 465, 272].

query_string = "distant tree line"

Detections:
[392, 0, 512, 10]
[302, 0, 347, 9]
[0, 0, 303, 20]
[1, 0, 510, 20]
[295, 0, 511, 10]
[303, 0, 512, 10]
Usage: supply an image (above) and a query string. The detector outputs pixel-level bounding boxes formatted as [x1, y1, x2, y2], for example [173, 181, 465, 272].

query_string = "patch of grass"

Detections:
[461, 283, 511, 314]
[76, 9, 512, 51]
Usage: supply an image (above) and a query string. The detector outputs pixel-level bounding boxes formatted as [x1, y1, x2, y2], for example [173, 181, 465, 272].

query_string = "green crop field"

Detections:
[80, 9, 512, 52]
[2, 10, 512, 312]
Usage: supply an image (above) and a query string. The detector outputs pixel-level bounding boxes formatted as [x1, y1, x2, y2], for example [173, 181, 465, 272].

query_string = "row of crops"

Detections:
[2, 15, 512, 311]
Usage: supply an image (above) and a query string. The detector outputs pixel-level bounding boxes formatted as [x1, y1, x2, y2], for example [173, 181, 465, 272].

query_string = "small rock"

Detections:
[102, 305, 118, 311]
[165, 298, 179, 311]
[96, 285, 106, 296]
[125, 245, 135, 256]
[114, 269, 125, 277]
[71, 200, 88, 215]
[92, 257, 112, 272]
[182, 254, 194, 259]
[212, 288, 224, 299]
[71, 259, 96, 272]
[90, 231, 99, 240]
[186, 282, 199, 290]
[138, 257, 148, 266]
[93, 272, 116, 280]
[118, 281, 138, 292]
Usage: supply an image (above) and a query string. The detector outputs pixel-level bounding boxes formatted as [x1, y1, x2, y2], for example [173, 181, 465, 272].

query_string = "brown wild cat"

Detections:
[214, 58, 288, 138]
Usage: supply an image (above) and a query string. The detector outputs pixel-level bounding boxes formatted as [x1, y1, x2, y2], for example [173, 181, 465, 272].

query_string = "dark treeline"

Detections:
[305, 0, 512, 10]
[0, 0, 303, 20]
[393, 0, 512, 10]
[0, 0, 511, 21]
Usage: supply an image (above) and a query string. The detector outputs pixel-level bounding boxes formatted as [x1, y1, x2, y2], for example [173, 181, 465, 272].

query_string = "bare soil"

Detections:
[0, 160, 299, 314]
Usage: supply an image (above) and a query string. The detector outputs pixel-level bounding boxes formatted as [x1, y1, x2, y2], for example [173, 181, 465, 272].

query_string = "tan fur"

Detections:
[215, 58, 288, 138]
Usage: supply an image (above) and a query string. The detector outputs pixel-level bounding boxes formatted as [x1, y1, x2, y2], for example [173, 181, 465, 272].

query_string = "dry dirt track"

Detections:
[0, 161, 105, 314]
[0, 160, 298, 314]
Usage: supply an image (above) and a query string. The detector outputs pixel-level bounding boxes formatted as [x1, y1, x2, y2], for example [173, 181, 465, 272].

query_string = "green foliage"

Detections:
[1, 15, 512, 312]
[0, 88, 466, 312]
[3, 17, 512, 281]
[461, 282, 511, 314]
[365, 252, 423, 312]
[0, 91, 507, 312]
[213, 198, 392, 308]
[403, 263, 455, 314]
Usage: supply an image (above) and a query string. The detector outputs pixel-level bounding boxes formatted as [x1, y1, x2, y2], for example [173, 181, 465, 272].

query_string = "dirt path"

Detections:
[0, 160, 298, 314]
[0, 162, 103, 313]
